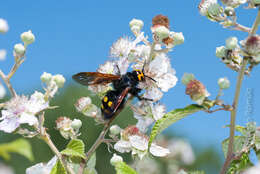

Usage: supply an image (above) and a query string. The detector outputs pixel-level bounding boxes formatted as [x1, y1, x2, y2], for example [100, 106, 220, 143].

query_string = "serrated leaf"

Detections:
[149, 104, 204, 148]
[115, 162, 137, 174]
[0, 138, 34, 161]
[222, 136, 246, 158]
[61, 139, 85, 159]
[50, 160, 67, 174]
[227, 153, 253, 174]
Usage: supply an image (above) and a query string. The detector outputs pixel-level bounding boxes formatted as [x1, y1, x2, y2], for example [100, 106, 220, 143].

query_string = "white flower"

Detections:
[0, 18, 9, 33]
[243, 163, 260, 174]
[167, 139, 195, 165]
[221, 0, 247, 8]
[198, 0, 217, 16]
[143, 87, 163, 102]
[21, 30, 35, 45]
[98, 61, 116, 74]
[114, 134, 170, 158]
[110, 154, 123, 165]
[0, 163, 14, 174]
[0, 92, 48, 133]
[135, 117, 154, 133]
[14, 43, 25, 57]
[157, 73, 178, 92]
[0, 49, 7, 61]
[26, 156, 57, 174]
[110, 33, 144, 59]
[218, 77, 230, 89]
[129, 18, 144, 33]
[151, 103, 166, 120]
[226, 37, 238, 49]
[0, 83, 6, 99]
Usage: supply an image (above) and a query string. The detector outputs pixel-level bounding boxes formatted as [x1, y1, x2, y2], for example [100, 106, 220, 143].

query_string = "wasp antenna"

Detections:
[144, 75, 156, 82]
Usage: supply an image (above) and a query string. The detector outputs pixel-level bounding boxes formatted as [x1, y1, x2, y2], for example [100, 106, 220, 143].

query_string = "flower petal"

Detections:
[114, 140, 132, 153]
[150, 143, 170, 157]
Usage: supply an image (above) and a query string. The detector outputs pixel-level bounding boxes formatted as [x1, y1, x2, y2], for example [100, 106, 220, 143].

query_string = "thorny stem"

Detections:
[220, 7, 260, 174]
[38, 113, 75, 174]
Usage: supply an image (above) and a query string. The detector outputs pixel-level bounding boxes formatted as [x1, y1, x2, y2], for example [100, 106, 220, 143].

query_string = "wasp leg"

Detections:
[115, 65, 121, 75]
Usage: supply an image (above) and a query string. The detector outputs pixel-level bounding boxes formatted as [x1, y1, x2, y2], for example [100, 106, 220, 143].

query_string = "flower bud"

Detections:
[40, 72, 52, 83]
[198, 0, 218, 16]
[53, 74, 65, 88]
[254, 54, 260, 63]
[226, 37, 238, 50]
[153, 26, 170, 42]
[129, 18, 144, 33]
[181, 73, 195, 85]
[56, 117, 73, 139]
[152, 15, 169, 28]
[243, 35, 260, 56]
[216, 46, 226, 58]
[110, 125, 121, 135]
[71, 119, 82, 130]
[218, 77, 230, 89]
[185, 79, 210, 105]
[170, 32, 184, 45]
[14, 43, 25, 57]
[224, 7, 235, 16]
[0, 18, 8, 33]
[75, 97, 92, 112]
[0, 49, 7, 61]
[207, 3, 222, 17]
[110, 154, 123, 166]
[21, 30, 35, 45]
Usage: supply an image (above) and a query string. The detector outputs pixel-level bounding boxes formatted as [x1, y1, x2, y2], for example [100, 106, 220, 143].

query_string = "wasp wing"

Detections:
[72, 72, 120, 86]
[112, 87, 131, 114]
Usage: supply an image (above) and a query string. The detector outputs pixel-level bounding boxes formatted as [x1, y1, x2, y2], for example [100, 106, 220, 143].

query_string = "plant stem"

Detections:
[77, 117, 115, 174]
[0, 70, 17, 97]
[38, 113, 75, 174]
[220, 7, 260, 174]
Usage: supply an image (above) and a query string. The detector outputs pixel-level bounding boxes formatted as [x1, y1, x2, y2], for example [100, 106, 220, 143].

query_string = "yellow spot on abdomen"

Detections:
[101, 104, 104, 109]
[103, 96, 108, 102]
[108, 101, 113, 107]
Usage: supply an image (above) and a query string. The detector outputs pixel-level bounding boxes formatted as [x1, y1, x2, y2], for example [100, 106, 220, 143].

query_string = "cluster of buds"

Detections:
[215, 37, 246, 73]
[182, 73, 210, 105]
[40, 72, 66, 100]
[150, 15, 184, 48]
[13, 30, 35, 58]
[113, 125, 170, 159]
[198, 0, 225, 21]
[56, 117, 82, 139]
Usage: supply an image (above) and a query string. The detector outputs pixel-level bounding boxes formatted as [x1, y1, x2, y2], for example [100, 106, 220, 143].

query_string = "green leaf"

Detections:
[87, 153, 96, 169]
[114, 162, 138, 174]
[61, 139, 85, 159]
[0, 138, 34, 161]
[222, 136, 246, 158]
[149, 104, 204, 148]
[227, 153, 253, 174]
[50, 160, 67, 174]
[84, 168, 98, 174]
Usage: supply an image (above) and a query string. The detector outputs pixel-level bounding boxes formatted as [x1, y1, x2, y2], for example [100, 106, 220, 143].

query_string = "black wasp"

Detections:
[72, 65, 154, 119]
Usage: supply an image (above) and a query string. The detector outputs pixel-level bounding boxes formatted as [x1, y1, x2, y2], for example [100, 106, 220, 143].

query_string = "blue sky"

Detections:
[0, 1, 259, 156]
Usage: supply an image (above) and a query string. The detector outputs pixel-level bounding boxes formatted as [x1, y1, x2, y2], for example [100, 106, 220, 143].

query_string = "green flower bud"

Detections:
[110, 125, 121, 135]
[21, 30, 35, 45]
[71, 119, 82, 130]
[154, 26, 170, 42]
[129, 18, 144, 29]
[216, 46, 226, 58]
[53, 74, 65, 88]
[14, 43, 25, 57]
[110, 154, 123, 166]
[226, 37, 238, 49]
[218, 77, 230, 89]
[181, 73, 195, 85]
[170, 32, 184, 45]
[208, 3, 222, 17]
[224, 7, 235, 16]
[40, 72, 52, 83]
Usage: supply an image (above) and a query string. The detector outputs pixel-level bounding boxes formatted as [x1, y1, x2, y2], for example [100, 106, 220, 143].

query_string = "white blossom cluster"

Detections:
[26, 156, 57, 174]
[0, 72, 65, 134]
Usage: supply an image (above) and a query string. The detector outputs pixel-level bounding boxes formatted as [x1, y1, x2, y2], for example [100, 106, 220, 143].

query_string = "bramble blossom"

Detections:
[114, 126, 170, 159]
[0, 91, 48, 133]
[56, 117, 82, 139]
[26, 156, 57, 174]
